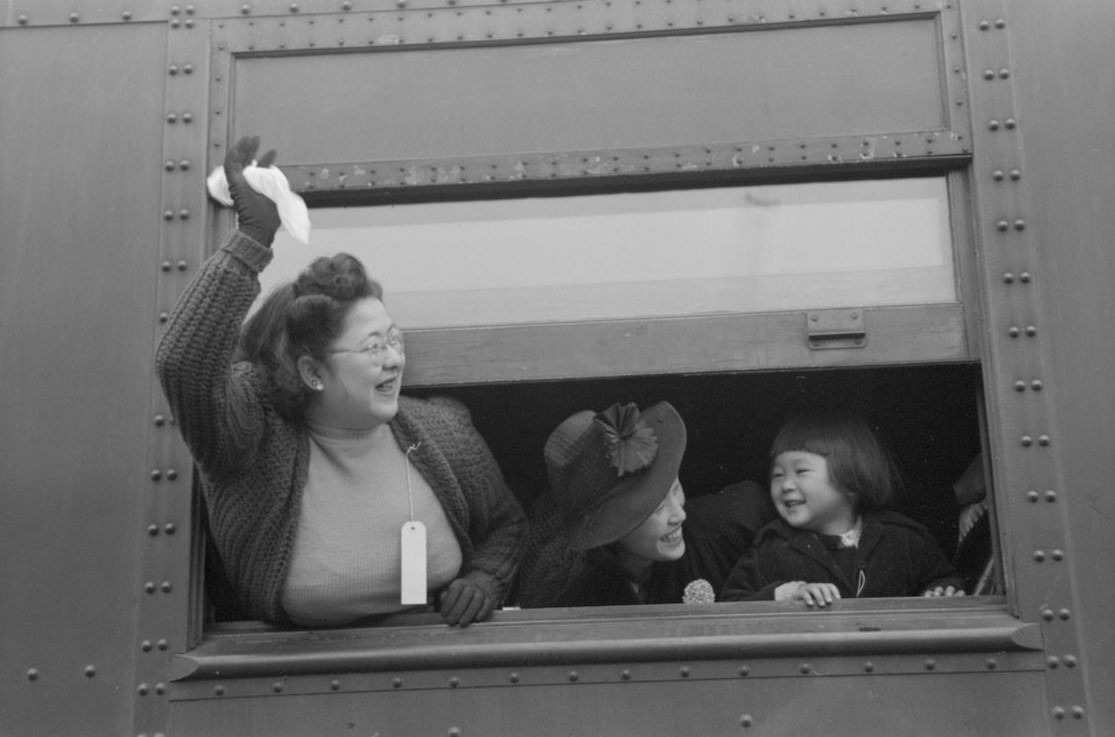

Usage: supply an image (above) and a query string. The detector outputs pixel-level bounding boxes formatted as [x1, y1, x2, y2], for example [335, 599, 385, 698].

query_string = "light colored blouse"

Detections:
[281, 422, 462, 626]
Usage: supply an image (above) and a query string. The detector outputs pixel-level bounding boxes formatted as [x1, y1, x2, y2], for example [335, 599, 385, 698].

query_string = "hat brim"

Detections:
[568, 402, 687, 551]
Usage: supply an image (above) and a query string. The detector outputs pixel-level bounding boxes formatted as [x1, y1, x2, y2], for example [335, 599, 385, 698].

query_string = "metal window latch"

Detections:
[805, 309, 867, 350]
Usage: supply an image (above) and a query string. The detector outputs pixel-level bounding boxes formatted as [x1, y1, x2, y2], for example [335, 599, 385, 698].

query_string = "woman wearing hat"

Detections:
[518, 402, 772, 607]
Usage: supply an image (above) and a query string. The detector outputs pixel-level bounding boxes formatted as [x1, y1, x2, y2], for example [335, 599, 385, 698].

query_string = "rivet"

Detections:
[184, 18, 194, 28]
[799, 663, 811, 674]
[1031, 380, 1044, 391]
[1021, 435, 1033, 447]
[179, 160, 190, 171]
[343, 1, 352, 8]
[155, 682, 166, 695]
[995, 18, 1006, 28]
[1020, 271, 1032, 283]
[164, 161, 176, 171]
[1038, 434, 1050, 446]
[978, 19, 990, 30]
[1047, 656, 1060, 668]
[999, 68, 1010, 79]
[161, 581, 172, 593]
[84, 665, 96, 677]
[150, 470, 162, 481]
[679, 666, 690, 678]
[290, 3, 300, 11]
[988, 119, 1001, 131]
[740, 714, 754, 728]
[448, 729, 461, 737]
[171, 5, 181, 14]
[985, 658, 997, 670]
[1025, 325, 1037, 337]
[1052, 706, 1066, 720]
[448, 676, 459, 688]
[509, 672, 520, 684]
[620, 669, 632, 681]
[160, 261, 172, 272]
[214, 684, 225, 695]
[1051, 549, 1064, 561]
[924, 659, 936, 670]
[864, 661, 874, 673]
[330, 679, 341, 690]
[1003, 272, 1015, 284]
[1008, 326, 1021, 338]
[186, 5, 195, 14]
[18, 14, 28, 24]
[123, 11, 133, 20]
[147, 525, 160, 536]
[996, 220, 1009, 231]
[983, 69, 995, 80]
[159, 312, 169, 323]
[176, 260, 188, 271]
[1042, 609, 1055, 621]
[1009, 168, 1022, 180]
[182, 113, 193, 123]
[272, 682, 283, 693]
[1072, 706, 1085, 719]
[166, 468, 178, 480]
[1014, 218, 1026, 230]
[992, 169, 1005, 181]
[1059, 608, 1071, 620]
[1005, 118, 1017, 130]
[163, 210, 174, 221]
[1064, 655, 1077, 667]
[141, 641, 153, 652]
[738, 665, 750, 676]
[27, 668, 39, 680]
[166, 113, 178, 124]
[1013, 380, 1026, 391]
[70, 13, 80, 23]
[568, 671, 579, 682]
[182, 64, 193, 75]
[392, 677, 403, 688]
[241, 4, 251, 13]
[1026, 490, 1040, 502]
[164, 523, 176, 534]
[1033, 550, 1045, 562]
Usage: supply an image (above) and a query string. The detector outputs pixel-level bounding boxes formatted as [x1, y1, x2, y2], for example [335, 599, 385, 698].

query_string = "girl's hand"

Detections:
[922, 585, 966, 597]
[224, 136, 280, 247]
[775, 581, 841, 607]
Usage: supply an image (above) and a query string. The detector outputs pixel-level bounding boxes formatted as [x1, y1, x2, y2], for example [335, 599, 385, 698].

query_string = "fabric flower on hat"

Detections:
[594, 403, 659, 477]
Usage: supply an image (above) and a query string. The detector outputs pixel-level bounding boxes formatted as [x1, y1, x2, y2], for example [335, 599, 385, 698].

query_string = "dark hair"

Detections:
[770, 411, 899, 511]
[237, 253, 382, 421]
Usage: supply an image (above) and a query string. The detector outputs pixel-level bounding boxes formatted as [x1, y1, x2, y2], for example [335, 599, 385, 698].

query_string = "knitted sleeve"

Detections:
[155, 232, 274, 480]
[518, 494, 592, 607]
[431, 397, 528, 604]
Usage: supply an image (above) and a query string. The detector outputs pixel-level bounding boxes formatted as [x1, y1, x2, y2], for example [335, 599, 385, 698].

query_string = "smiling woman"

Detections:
[155, 137, 527, 628]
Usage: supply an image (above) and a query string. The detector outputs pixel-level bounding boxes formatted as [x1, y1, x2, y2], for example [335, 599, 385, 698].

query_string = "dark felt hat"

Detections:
[544, 401, 687, 550]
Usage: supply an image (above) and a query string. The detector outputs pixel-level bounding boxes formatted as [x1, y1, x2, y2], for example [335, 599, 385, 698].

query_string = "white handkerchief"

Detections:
[206, 163, 311, 245]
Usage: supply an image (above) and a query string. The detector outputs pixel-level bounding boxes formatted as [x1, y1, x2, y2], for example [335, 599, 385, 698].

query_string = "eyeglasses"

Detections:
[327, 327, 404, 363]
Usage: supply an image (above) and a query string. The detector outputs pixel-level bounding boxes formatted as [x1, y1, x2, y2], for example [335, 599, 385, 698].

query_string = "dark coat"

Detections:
[720, 510, 963, 601]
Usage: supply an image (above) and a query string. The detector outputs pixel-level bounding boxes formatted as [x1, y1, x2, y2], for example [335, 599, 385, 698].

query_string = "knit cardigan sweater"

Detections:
[156, 231, 527, 624]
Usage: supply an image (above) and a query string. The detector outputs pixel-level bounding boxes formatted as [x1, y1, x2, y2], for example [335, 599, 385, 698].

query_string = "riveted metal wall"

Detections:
[0, 15, 169, 737]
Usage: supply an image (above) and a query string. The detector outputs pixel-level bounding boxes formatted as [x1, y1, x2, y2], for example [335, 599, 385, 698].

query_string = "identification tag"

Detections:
[400, 520, 428, 605]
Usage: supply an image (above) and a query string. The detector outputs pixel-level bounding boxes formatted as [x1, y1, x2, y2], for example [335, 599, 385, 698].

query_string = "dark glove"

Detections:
[439, 577, 496, 627]
[224, 135, 281, 247]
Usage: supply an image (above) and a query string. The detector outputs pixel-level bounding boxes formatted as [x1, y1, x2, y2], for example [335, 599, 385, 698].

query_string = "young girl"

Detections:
[720, 411, 965, 606]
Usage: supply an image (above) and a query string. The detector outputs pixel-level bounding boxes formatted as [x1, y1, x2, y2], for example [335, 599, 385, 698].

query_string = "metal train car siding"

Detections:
[1, 0, 1112, 735]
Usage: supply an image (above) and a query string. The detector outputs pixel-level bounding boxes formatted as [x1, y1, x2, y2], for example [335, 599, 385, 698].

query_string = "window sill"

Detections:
[171, 596, 1037, 682]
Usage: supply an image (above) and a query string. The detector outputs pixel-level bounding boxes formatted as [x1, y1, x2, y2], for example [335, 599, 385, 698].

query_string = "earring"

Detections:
[310, 378, 323, 391]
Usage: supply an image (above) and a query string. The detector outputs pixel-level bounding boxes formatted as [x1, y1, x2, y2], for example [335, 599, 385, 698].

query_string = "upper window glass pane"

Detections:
[265, 177, 954, 328]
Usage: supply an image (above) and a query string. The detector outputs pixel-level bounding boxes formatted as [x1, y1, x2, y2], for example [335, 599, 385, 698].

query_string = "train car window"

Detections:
[259, 177, 954, 328]
[199, 172, 1000, 631]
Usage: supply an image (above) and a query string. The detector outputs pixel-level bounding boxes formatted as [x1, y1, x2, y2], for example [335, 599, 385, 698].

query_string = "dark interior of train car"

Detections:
[204, 362, 993, 624]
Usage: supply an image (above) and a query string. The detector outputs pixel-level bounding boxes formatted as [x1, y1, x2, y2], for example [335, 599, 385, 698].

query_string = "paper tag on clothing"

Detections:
[400, 521, 428, 605]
